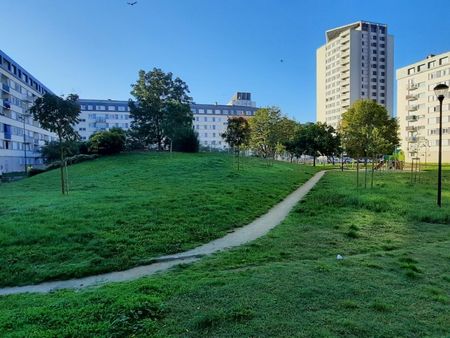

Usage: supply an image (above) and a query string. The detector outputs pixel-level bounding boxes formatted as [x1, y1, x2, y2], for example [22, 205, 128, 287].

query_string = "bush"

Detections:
[88, 128, 126, 155]
[172, 128, 199, 153]
[41, 141, 88, 163]
[28, 168, 47, 177]
[46, 154, 98, 171]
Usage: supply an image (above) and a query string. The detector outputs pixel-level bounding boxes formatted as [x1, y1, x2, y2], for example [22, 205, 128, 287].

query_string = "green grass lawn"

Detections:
[1, 169, 449, 337]
[0, 152, 317, 287]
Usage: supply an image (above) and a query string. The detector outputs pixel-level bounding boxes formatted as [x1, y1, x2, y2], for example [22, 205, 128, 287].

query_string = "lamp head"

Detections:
[434, 83, 449, 101]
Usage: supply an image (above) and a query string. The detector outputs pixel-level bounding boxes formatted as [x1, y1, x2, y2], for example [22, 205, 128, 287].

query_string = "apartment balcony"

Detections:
[406, 94, 418, 101]
[405, 126, 417, 132]
[405, 115, 419, 122]
[407, 105, 419, 112]
[1, 82, 10, 94]
[407, 83, 419, 91]
[406, 136, 418, 143]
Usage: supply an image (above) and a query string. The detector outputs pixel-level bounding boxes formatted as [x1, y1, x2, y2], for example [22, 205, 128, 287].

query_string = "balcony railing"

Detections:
[407, 105, 419, 112]
[406, 136, 418, 143]
[405, 126, 417, 132]
[407, 83, 419, 91]
[406, 94, 418, 101]
[1, 83, 10, 93]
[406, 115, 419, 122]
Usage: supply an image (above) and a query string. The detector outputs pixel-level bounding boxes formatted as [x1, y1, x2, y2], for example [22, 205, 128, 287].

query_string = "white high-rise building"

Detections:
[316, 21, 394, 128]
[0, 50, 56, 173]
[396, 52, 450, 163]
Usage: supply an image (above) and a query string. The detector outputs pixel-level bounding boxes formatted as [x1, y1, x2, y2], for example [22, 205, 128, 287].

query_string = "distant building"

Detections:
[0, 50, 56, 173]
[396, 51, 450, 163]
[76, 92, 258, 149]
[316, 21, 394, 128]
[77, 99, 132, 141]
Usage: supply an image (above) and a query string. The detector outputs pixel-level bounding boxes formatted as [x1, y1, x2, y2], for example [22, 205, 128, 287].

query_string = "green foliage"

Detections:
[0, 153, 317, 286]
[249, 107, 283, 159]
[222, 117, 251, 151]
[340, 100, 399, 159]
[87, 128, 126, 155]
[30, 93, 81, 194]
[172, 128, 200, 152]
[129, 68, 193, 150]
[40, 141, 88, 163]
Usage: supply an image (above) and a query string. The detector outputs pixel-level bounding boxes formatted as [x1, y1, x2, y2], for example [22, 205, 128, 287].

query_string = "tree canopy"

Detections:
[30, 93, 80, 194]
[129, 68, 193, 150]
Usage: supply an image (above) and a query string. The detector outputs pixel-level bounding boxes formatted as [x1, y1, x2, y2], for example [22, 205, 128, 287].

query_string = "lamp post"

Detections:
[433, 83, 449, 207]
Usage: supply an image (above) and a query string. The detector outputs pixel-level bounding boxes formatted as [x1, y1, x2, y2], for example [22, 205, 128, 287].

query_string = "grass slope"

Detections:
[0, 152, 317, 287]
[0, 169, 449, 337]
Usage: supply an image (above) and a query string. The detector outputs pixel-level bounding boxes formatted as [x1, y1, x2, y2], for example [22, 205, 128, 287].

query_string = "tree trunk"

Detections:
[356, 159, 360, 188]
[237, 147, 240, 171]
[313, 155, 316, 167]
[59, 140, 65, 195]
[371, 156, 375, 188]
[364, 158, 368, 189]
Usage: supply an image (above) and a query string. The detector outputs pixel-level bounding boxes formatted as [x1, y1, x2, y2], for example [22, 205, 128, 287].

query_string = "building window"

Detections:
[87, 105, 93, 110]
[440, 57, 449, 65]
[198, 109, 204, 114]
[108, 106, 115, 111]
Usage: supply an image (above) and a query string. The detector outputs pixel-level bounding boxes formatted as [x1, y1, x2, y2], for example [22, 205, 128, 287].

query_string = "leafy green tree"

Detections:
[222, 116, 251, 170]
[172, 127, 200, 153]
[340, 100, 399, 188]
[88, 128, 126, 155]
[30, 93, 80, 194]
[129, 68, 193, 150]
[249, 107, 282, 161]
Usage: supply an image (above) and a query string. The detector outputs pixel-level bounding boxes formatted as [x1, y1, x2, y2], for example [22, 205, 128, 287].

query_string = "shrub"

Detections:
[172, 128, 199, 153]
[28, 168, 47, 177]
[46, 154, 98, 171]
[88, 128, 126, 155]
[41, 141, 88, 163]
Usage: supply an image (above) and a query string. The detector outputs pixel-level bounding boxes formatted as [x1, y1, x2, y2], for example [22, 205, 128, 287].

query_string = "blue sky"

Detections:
[3, 0, 450, 122]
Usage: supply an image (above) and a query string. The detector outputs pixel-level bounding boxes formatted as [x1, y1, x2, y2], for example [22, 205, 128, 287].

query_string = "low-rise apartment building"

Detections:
[397, 52, 450, 163]
[76, 93, 258, 149]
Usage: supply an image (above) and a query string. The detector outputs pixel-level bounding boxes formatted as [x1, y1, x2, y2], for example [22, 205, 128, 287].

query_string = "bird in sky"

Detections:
[280, 59, 284, 63]
[127, 1, 138, 5]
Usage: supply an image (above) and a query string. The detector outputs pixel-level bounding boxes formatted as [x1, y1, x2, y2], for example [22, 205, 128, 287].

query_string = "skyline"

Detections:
[3, 0, 450, 122]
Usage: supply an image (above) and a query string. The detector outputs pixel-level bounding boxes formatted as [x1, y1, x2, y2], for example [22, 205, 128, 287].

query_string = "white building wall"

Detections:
[316, 21, 394, 129]
[0, 51, 56, 173]
[397, 52, 450, 163]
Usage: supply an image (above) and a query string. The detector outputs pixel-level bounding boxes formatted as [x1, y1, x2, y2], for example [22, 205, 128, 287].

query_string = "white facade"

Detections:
[317, 21, 394, 128]
[76, 93, 258, 149]
[397, 52, 450, 163]
[77, 99, 132, 141]
[0, 50, 56, 173]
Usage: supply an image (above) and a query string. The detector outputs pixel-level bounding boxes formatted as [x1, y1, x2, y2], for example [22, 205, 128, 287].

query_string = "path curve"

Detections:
[0, 171, 325, 296]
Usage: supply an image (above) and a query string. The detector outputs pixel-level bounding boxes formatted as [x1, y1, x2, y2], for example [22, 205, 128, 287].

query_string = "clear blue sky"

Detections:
[3, 0, 450, 122]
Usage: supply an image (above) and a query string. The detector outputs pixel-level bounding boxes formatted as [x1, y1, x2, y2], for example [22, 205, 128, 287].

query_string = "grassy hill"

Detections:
[0, 169, 449, 337]
[0, 152, 317, 287]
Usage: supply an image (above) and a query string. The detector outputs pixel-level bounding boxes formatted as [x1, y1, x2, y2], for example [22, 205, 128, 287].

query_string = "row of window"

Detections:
[192, 108, 255, 116]
[0, 54, 48, 95]
[81, 104, 130, 112]
[408, 56, 449, 75]
[85, 113, 130, 120]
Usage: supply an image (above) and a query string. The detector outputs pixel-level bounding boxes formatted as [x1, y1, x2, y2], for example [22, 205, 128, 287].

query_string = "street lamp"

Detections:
[433, 83, 449, 207]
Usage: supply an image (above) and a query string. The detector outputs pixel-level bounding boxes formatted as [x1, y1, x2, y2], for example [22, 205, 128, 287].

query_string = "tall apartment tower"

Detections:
[316, 21, 394, 128]
[397, 52, 450, 163]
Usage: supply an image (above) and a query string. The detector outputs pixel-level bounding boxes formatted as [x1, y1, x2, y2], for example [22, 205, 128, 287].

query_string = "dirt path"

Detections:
[0, 171, 325, 296]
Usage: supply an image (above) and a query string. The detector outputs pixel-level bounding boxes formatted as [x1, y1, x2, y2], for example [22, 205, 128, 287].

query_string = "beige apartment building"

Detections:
[316, 21, 394, 128]
[397, 52, 450, 163]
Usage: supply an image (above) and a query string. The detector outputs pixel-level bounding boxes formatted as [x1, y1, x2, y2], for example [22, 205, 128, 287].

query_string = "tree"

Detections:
[340, 100, 399, 188]
[278, 118, 299, 162]
[172, 128, 200, 153]
[31, 93, 80, 194]
[88, 128, 126, 155]
[222, 116, 251, 170]
[129, 68, 193, 151]
[249, 107, 282, 162]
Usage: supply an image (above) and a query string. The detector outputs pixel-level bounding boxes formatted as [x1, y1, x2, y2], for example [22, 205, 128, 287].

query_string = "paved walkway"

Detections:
[0, 171, 325, 296]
